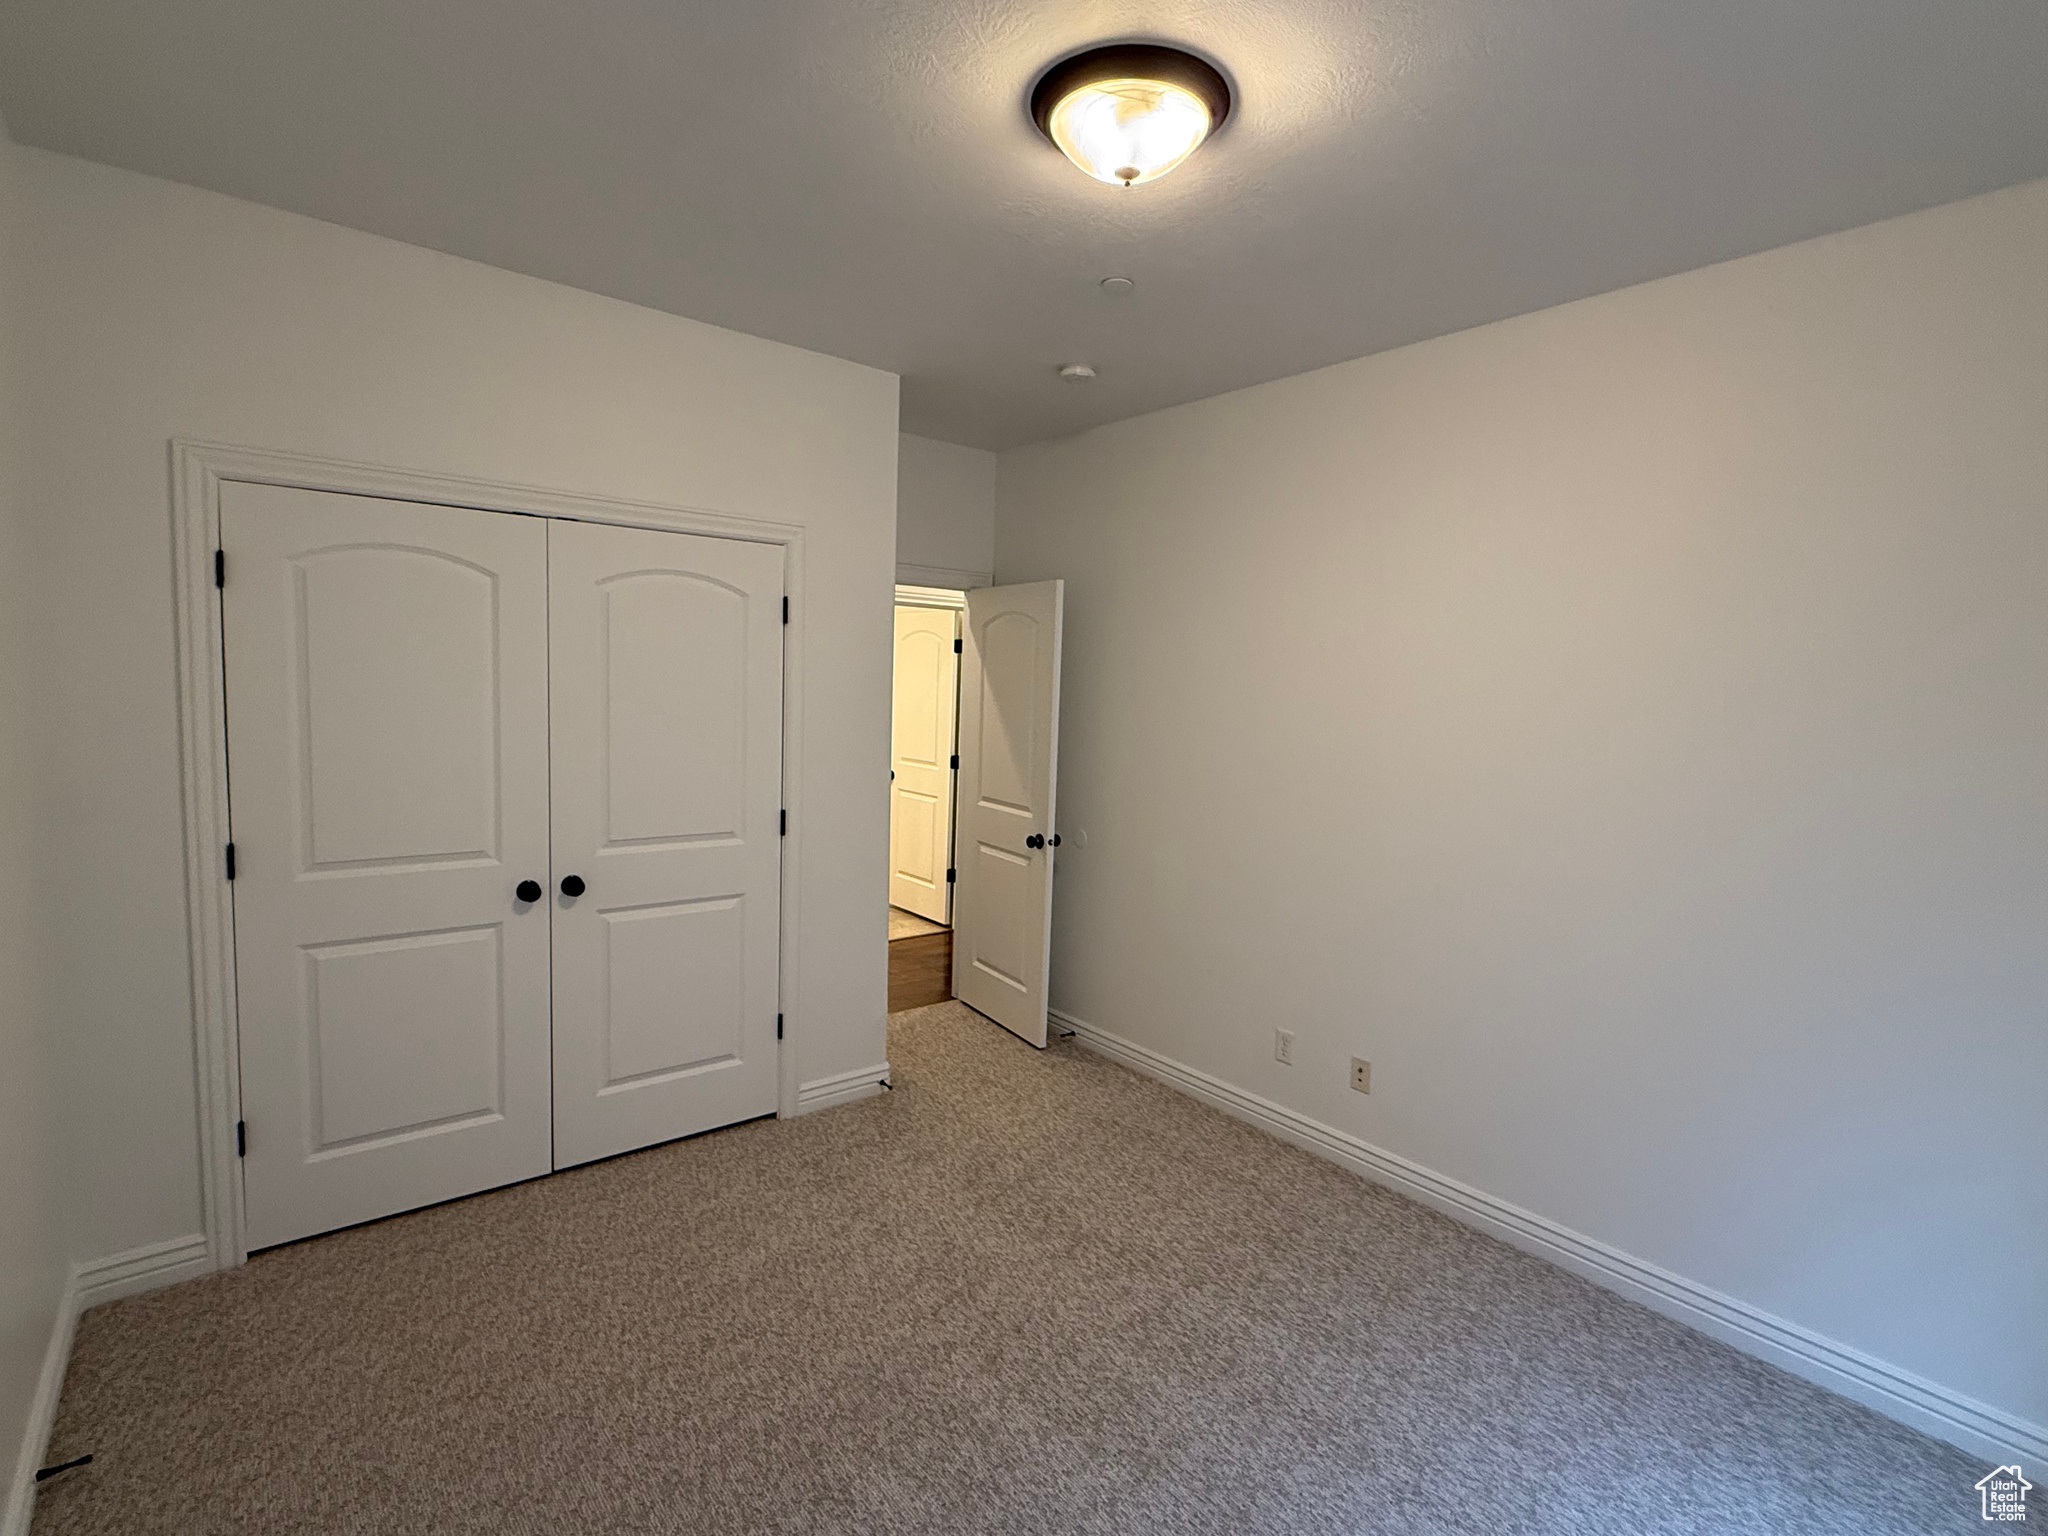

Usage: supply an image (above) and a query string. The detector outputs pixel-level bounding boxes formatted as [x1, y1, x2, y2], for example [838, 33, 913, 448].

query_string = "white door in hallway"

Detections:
[952, 580, 1064, 1047]
[223, 483, 554, 1250]
[889, 604, 960, 924]
[547, 519, 786, 1168]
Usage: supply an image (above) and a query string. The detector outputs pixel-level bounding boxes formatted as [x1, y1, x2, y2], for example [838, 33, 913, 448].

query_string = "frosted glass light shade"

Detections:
[1046, 78, 1213, 187]
[1030, 44, 1233, 190]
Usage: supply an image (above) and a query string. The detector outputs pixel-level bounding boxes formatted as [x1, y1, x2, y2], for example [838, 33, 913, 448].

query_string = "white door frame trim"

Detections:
[894, 583, 968, 611]
[169, 439, 810, 1271]
[895, 561, 988, 592]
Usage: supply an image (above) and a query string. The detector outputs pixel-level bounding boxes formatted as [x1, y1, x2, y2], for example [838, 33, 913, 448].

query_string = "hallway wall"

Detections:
[896, 433, 994, 588]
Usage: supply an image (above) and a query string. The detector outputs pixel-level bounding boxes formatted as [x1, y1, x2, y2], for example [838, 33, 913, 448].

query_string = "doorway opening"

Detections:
[886, 577, 1066, 1044]
[888, 584, 964, 1011]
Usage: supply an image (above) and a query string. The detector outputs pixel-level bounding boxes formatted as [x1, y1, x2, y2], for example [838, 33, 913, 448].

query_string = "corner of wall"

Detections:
[0, 115, 77, 1536]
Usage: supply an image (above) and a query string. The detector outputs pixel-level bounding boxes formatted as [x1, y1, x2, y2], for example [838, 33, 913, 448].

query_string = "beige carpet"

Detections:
[888, 906, 947, 941]
[34, 1002, 1983, 1534]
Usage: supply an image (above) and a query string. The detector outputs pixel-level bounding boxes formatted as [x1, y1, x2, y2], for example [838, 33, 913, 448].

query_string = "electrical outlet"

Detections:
[1351, 1058, 1371, 1094]
[1275, 1029, 1295, 1065]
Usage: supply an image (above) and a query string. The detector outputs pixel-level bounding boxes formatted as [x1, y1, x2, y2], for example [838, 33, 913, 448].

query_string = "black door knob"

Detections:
[560, 874, 586, 898]
[514, 879, 543, 903]
[1025, 833, 1045, 849]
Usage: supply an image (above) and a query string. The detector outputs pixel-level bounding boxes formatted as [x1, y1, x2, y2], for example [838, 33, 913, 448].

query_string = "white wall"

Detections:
[12, 147, 899, 1277]
[997, 181, 2048, 1444]
[896, 432, 994, 588]
[0, 125, 65, 1529]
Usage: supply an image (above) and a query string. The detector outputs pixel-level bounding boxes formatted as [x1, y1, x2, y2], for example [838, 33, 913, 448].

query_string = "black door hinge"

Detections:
[946, 867, 956, 884]
[236, 1120, 247, 1157]
[214, 549, 226, 588]
[776, 1013, 784, 1041]
[782, 596, 789, 624]
[953, 637, 962, 653]
[949, 753, 958, 770]
[779, 809, 787, 836]
[224, 843, 237, 880]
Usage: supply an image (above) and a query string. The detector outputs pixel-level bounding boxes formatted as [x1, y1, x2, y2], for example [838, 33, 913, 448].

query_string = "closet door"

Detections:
[223, 483, 554, 1250]
[547, 520, 785, 1168]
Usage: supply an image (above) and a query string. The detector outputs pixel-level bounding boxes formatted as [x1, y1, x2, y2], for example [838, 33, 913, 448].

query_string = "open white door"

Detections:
[888, 604, 960, 924]
[546, 519, 785, 1169]
[952, 580, 1064, 1046]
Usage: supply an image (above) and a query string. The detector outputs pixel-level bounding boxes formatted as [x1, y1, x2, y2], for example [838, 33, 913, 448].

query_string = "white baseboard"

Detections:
[74, 1234, 212, 1310]
[795, 1062, 891, 1114]
[3, 1232, 216, 1536]
[1051, 1007, 2044, 1468]
[2, 1278, 76, 1536]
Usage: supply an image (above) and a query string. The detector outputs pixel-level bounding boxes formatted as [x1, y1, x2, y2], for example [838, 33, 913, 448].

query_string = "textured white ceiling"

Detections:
[2, 0, 2044, 448]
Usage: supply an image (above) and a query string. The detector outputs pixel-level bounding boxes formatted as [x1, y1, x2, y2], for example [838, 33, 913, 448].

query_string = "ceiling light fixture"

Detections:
[1030, 44, 1231, 188]
[1057, 363, 1098, 381]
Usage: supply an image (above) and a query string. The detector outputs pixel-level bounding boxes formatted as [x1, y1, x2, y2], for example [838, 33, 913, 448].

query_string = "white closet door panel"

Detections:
[603, 572, 746, 841]
[888, 605, 959, 923]
[952, 580, 1063, 1046]
[222, 482, 553, 1250]
[305, 925, 505, 1146]
[296, 548, 499, 866]
[548, 519, 784, 1168]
